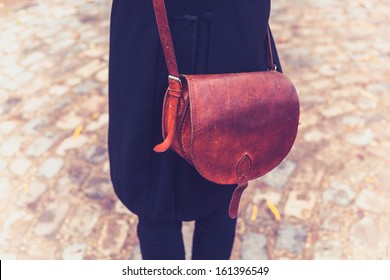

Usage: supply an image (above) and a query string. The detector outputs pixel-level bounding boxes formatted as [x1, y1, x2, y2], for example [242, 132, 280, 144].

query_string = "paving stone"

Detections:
[0, 210, 34, 246]
[81, 48, 106, 58]
[46, 97, 72, 119]
[62, 243, 87, 260]
[0, 121, 18, 135]
[73, 79, 100, 95]
[67, 164, 90, 186]
[261, 160, 297, 189]
[81, 95, 106, 112]
[86, 113, 108, 131]
[0, 137, 22, 157]
[97, 219, 129, 257]
[83, 145, 107, 164]
[25, 242, 57, 260]
[22, 96, 51, 113]
[339, 157, 381, 184]
[241, 232, 268, 260]
[376, 165, 390, 191]
[182, 221, 194, 260]
[251, 188, 282, 205]
[0, 253, 17, 260]
[53, 176, 77, 198]
[0, 160, 7, 172]
[330, 86, 362, 98]
[30, 59, 56, 73]
[82, 177, 112, 200]
[95, 68, 108, 82]
[345, 128, 375, 146]
[10, 158, 31, 175]
[299, 94, 326, 106]
[101, 86, 108, 95]
[33, 201, 69, 237]
[25, 133, 59, 157]
[356, 95, 378, 110]
[298, 111, 320, 130]
[5, 71, 34, 91]
[356, 189, 389, 214]
[304, 129, 333, 143]
[49, 38, 76, 53]
[0, 97, 22, 115]
[0, 178, 10, 201]
[350, 216, 380, 259]
[20, 76, 50, 96]
[56, 112, 83, 130]
[320, 101, 356, 118]
[75, 59, 103, 79]
[0, 88, 8, 99]
[366, 82, 390, 94]
[16, 180, 48, 208]
[323, 181, 356, 207]
[276, 223, 307, 255]
[245, 201, 275, 227]
[318, 64, 342, 76]
[284, 190, 316, 220]
[56, 135, 88, 156]
[4, 64, 23, 78]
[131, 244, 142, 260]
[21, 117, 49, 135]
[103, 161, 110, 173]
[314, 240, 342, 260]
[290, 163, 325, 188]
[320, 210, 343, 232]
[115, 200, 132, 215]
[49, 84, 69, 96]
[21, 51, 46, 67]
[65, 76, 82, 86]
[341, 116, 368, 127]
[67, 204, 101, 237]
[37, 157, 64, 179]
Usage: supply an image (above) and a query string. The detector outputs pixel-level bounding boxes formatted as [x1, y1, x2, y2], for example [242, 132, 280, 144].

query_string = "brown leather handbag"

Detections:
[152, 0, 300, 218]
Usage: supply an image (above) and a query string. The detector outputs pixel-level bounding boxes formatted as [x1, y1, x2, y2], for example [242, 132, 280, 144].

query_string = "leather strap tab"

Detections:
[228, 154, 252, 219]
[153, 78, 182, 152]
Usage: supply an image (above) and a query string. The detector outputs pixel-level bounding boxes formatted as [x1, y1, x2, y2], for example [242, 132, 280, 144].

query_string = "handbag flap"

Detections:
[181, 71, 300, 184]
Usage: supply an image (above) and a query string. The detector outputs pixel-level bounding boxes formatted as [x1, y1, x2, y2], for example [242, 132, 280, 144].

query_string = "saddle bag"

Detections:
[152, 0, 300, 218]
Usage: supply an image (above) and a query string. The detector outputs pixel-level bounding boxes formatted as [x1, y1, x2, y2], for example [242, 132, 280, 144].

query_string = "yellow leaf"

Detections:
[266, 200, 281, 221]
[90, 112, 99, 121]
[250, 205, 258, 221]
[73, 125, 84, 138]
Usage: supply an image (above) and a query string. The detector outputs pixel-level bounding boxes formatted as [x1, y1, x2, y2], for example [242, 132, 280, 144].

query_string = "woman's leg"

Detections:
[137, 218, 185, 260]
[191, 202, 237, 260]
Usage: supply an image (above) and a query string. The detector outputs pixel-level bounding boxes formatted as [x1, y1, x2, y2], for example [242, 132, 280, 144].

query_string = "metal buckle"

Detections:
[168, 75, 182, 86]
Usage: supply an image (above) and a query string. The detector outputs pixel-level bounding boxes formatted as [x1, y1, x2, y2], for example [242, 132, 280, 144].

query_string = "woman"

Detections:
[108, 0, 281, 260]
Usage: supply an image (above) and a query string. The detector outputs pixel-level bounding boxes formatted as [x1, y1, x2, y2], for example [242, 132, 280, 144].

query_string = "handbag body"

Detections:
[152, 0, 300, 218]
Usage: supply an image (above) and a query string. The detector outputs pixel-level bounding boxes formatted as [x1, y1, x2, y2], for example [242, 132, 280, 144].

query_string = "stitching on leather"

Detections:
[236, 154, 252, 180]
[180, 105, 192, 163]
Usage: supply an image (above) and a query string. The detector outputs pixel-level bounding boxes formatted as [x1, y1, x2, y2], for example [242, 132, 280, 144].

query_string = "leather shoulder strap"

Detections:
[152, 0, 179, 77]
[152, 0, 275, 76]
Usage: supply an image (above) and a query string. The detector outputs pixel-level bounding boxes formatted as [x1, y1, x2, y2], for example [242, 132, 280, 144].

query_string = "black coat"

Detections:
[108, 0, 281, 223]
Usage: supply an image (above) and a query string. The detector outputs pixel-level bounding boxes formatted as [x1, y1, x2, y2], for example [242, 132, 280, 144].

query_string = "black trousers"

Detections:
[137, 201, 237, 260]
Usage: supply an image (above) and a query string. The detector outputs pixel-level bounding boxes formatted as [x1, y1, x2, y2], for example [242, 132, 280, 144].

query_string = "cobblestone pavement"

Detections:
[0, 0, 389, 260]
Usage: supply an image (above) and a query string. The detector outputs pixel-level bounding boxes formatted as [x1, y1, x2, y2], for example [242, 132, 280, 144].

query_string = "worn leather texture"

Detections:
[162, 71, 300, 184]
